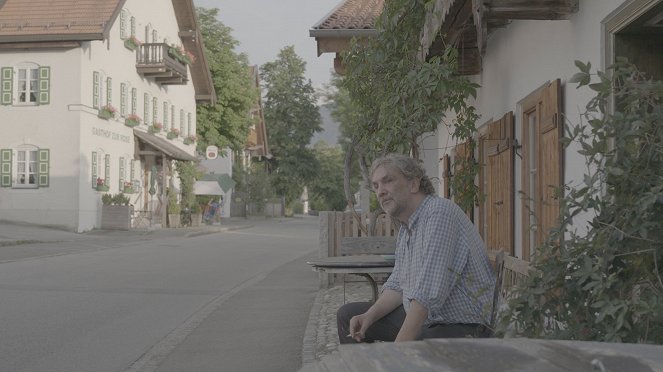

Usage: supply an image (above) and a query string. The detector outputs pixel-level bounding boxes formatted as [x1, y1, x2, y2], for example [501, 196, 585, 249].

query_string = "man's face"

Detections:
[371, 165, 419, 221]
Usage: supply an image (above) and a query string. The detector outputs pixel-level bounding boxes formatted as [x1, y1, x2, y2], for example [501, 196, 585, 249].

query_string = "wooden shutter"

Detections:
[520, 79, 563, 260]
[119, 157, 125, 190]
[453, 141, 474, 220]
[539, 79, 563, 244]
[442, 154, 451, 198]
[38, 66, 50, 105]
[1, 67, 13, 105]
[104, 154, 111, 186]
[187, 113, 192, 136]
[0, 149, 12, 187]
[478, 112, 514, 256]
[92, 152, 97, 188]
[179, 109, 184, 135]
[130, 160, 135, 183]
[38, 149, 49, 187]
[171, 106, 175, 130]
[130, 16, 136, 36]
[93, 71, 100, 109]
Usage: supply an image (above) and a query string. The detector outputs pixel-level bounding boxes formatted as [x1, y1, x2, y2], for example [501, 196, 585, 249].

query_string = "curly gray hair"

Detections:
[370, 154, 436, 195]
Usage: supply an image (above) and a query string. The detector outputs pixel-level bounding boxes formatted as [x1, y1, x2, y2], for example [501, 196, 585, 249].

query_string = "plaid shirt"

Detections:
[383, 195, 495, 326]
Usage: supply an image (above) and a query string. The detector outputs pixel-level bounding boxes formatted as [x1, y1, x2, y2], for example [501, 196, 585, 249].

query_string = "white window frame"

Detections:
[15, 64, 40, 105]
[13, 145, 39, 188]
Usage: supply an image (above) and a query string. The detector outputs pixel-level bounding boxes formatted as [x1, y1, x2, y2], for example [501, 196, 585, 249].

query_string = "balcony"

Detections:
[136, 43, 188, 85]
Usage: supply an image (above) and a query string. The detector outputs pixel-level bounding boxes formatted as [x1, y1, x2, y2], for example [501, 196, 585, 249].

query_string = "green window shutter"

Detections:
[91, 152, 97, 188]
[1, 67, 13, 105]
[38, 149, 50, 187]
[104, 154, 111, 186]
[179, 109, 184, 136]
[93, 71, 100, 109]
[130, 160, 135, 182]
[163, 102, 168, 127]
[106, 77, 112, 106]
[152, 30, 158, 43]
[187, 113, 192, 136]
[1, 149, 12, 187]
[120, 10, 127, 39]
[38, 66, 50, 105]
[119, 157, 125, 190]
[144, 93, 149, 125]
[131, 87, 137, 114]
[120, 83, 127, 117]
[152, 97, 158, 124]
[130, 16, 136, 36]
[171, 106, 175, 130]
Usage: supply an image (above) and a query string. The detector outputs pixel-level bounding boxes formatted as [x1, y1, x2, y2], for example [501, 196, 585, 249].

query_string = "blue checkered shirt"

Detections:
[382, 195, 496, 326]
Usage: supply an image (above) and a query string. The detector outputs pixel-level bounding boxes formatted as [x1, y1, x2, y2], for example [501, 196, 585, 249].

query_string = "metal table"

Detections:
[307, 255, 394, 302]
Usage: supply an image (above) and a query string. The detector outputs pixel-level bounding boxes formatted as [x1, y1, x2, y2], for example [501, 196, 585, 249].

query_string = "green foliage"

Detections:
[337, 0, 480, 212]
[175, 160, 201, 210]
[196, 7, 258, 152]
[260, 46, 322, 204]
[501, 59, 663, 343]
[101, 193, 130, 206]
[309, 142, 348, 211]
[167, 189, 181, 215]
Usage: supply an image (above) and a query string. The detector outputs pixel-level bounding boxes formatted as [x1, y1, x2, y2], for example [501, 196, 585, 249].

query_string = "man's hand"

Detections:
[348, 313, 372, 342]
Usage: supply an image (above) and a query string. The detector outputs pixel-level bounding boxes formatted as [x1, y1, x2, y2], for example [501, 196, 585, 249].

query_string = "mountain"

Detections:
[310, 103, 341, 147]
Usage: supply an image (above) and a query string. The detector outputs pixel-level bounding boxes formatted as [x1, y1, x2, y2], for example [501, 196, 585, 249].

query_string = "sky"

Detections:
[193, 0, 342, 92]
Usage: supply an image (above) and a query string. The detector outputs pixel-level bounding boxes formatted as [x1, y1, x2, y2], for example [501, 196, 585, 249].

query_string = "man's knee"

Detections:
[337, 302, 371, 324]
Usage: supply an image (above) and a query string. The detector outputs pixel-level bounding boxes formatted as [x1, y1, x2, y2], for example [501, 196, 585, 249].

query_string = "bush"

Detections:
[101, 193, 130, 206]
[167, 190, 181, 215]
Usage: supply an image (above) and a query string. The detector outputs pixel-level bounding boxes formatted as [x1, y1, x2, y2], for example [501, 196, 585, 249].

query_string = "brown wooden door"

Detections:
[479, 112, 515, 256]
[521, 79, 563, 260]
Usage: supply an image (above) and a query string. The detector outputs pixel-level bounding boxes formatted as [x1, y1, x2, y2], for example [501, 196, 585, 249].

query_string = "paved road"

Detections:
[0, 217, 319, 372]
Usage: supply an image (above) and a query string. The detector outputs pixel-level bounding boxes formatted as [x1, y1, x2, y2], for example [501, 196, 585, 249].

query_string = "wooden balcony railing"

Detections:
[136, 43, 188, 85]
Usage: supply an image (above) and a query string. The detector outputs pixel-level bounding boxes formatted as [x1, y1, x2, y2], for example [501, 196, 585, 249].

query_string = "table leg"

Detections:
[352, 273, 379, 302]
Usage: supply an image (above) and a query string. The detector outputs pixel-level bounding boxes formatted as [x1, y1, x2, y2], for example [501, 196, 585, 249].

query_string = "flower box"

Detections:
[148, 122, 163, 134]
[123, 187, 134, 194]
[96, 184, 110, 192]
[98, 109, 114, 120]
[125, 118, 140, 127]
[124, 36, 141, 51]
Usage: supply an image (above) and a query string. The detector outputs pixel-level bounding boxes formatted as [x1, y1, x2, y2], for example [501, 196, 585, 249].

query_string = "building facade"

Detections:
[0, 0, 215, 232]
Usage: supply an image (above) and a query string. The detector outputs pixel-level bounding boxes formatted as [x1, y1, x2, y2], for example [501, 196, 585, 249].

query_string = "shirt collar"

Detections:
[406, 195, 433, 230]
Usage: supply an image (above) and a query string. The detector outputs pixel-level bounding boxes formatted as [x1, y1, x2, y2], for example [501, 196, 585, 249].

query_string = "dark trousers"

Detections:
[337, 301, 492, 344]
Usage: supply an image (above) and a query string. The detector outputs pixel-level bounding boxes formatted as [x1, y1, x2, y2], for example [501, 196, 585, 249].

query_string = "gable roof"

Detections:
[0, 0, 124, 42]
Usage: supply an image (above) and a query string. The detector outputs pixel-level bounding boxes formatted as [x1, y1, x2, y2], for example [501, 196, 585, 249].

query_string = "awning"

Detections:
[133, 129, 198, 162]
[201, 173, 236, 192]
[193, 181, 224, 195]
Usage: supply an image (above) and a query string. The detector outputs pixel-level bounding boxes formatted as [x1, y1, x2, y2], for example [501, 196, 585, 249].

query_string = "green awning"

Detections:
[201, 173, 236, 192]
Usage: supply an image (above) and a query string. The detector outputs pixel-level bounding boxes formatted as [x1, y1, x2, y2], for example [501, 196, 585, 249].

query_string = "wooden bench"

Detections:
[490, 251, 531, 329]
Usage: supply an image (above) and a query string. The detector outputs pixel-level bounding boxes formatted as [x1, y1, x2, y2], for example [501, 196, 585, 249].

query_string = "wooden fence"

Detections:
[318, 211, 397, 287]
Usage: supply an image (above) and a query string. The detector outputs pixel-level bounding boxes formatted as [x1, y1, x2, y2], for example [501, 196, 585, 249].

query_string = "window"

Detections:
[519, 79, 562, 260]
[152, 97, 158, 125]
[0, 147, 50, 188]
[163, 102, 169, 128]
[144, 93, 150, 125]
[120, 83, 128, 117]
[92, 71, 106, 109]
[1, 65, 50, 106]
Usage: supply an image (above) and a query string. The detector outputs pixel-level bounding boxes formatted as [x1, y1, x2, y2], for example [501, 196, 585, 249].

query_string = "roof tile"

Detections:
[314, 0, 384, 30]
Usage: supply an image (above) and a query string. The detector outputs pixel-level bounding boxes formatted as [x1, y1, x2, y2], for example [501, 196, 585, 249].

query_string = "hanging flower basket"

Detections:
[124, 35, 142, 51]
[148, 122, 163, 134]
[124, 114, 142, 128]
[96, 177, 109, 191]
[98, 105, 117, 120]
[123, 181, 134, 194]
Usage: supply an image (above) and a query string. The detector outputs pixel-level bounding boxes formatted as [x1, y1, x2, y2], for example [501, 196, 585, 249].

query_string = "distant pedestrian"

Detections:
[338, 154, 496, 343]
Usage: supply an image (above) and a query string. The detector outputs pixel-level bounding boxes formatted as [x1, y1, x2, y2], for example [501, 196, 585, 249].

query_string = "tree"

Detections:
[260, 46, 322, 205]
[196, 7, 257, 152]
[309, 142, 348, 211]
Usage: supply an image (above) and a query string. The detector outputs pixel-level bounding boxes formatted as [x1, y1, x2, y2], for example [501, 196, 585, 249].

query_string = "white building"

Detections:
[0, 0, 215, 232]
